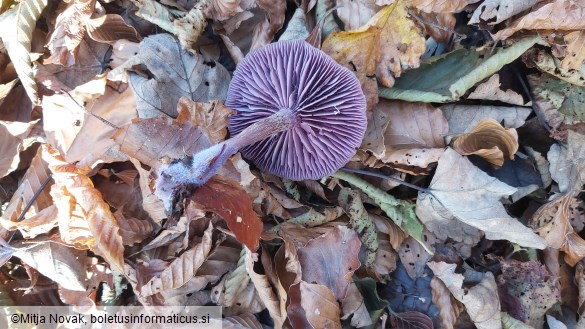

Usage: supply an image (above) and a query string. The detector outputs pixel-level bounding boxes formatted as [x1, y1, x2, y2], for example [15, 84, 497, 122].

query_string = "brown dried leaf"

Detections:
[86, 14, 140, 44]
[44, 145, 125, 273]
[300, 282, 342, 329]
[561, 31, 585, 71]
[1, 147, 53, 231]
[398, 233, 436, 279]
[245, 248, 285, 328]
[298, 226, 361, 300]
[0, 119, 37, 178]
[113, 99, 231, 169]
[530, 193, 585, 266]
[114, 211, 153, 246]
[452, 119, 519, 168]
[431, 276, 462, 329]
[13, 241, 86, 291]
[341, 282, 372, 327]
[468, 74, 527, 106]
[494, 0, 585, 40]
[191, 176, 262, 251]
[140, 222, 213, 297]
[0, 205, 57, 239]
[45, 0, 95, 66]
[428, 261, 501, 329]
[250, 0, 286, 50]
[361, 100, 447, 169]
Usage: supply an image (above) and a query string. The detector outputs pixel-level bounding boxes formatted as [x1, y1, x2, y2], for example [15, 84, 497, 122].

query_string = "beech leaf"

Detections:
[416, 148, 546, 249]
[190, 176, 263, 252]
[297, 225, 361, 300]
[0, 0, 48, 104]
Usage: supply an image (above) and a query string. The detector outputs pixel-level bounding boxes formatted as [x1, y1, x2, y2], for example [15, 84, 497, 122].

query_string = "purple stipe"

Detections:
[226, 40, 367, 180]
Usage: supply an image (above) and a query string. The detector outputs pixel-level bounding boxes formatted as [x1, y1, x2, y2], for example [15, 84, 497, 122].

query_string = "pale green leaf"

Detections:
[331, 171, 431, 254]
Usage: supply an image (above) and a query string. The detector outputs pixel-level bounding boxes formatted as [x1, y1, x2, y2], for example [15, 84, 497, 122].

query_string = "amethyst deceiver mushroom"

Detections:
[226, 39, 367, 180]
[155, 40, 366, 210]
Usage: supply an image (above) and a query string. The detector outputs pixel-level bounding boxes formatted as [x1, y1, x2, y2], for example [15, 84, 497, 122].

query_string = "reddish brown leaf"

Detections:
[390, 311, 434, 329]
[297, 225, 361, 300]
[191, 176, 262, 251]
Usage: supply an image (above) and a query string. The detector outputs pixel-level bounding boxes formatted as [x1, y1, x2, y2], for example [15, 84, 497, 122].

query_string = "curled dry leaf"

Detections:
[452, 118, 519, 168]
[12, 241, 86, 291]
[390, 311, 434, 329]
[250, 0, 286, 50]
[529, 193, 585, 266]
[361, 100, 448, 171]
[297, 225, 361, 300]
[190, 176, 263, 251]
[113, 98, 232, 169]
[430, 276, 462, 329]
[428, 261, 502, 329]
[43, 145, 125, 273]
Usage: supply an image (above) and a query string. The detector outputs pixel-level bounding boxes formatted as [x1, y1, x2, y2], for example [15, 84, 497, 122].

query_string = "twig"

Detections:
[60, 89, 120, 130]
[340, 167, 431, 194]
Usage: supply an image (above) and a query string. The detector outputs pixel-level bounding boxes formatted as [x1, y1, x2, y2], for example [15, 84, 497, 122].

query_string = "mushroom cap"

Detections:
[226, 40, 367, 180]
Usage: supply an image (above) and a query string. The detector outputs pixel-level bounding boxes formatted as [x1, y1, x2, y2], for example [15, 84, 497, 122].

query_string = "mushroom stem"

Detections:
[227, 108, 297, 151]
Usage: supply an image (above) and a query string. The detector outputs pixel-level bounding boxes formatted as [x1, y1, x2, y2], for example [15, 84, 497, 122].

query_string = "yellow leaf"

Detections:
[322, 2, 425, 108]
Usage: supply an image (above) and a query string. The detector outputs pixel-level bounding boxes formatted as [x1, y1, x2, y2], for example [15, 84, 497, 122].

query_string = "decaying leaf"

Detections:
[428, 261, 502, 329]
[452, 119, 519, 168]
[431, 276, 462, 329]
[441, 104, 531, 136]
[416, 148, 546, 249]
[113, 98, 232, 168]
[410, 0, 479, 13]
[128, 33, 230, 118]
[496, 258, 560, 327]
[530, 193, 585, 266]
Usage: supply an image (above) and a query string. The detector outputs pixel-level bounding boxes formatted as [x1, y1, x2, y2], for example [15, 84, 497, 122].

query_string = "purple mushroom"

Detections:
[155, 40, 366, 210]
